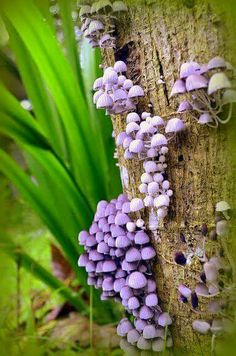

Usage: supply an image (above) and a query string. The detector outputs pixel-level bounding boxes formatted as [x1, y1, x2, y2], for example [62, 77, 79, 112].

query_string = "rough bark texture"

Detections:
[102, 1, 235, 354]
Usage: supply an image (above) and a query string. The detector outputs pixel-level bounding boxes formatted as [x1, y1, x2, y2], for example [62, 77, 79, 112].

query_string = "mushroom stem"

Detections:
[217, 103, 233, 124]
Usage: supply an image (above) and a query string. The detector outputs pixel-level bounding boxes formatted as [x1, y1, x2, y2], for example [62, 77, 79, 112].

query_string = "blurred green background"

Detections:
[0, 0, 235, 355]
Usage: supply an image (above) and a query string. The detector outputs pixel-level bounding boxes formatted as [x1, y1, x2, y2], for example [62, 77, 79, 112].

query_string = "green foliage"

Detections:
[0, 0, 121, 322]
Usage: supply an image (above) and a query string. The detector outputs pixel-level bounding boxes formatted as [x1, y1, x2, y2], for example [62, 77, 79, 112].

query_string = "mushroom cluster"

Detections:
[79, 1, 127, 48]
[116, 111, 185, 229]
[93, 61, 144, 114]
[171, 56, 236, 127]
[78, 193, 172, 351]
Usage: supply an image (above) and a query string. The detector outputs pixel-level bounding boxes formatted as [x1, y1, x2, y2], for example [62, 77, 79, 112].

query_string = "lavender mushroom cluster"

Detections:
[78, 193, 172, 352]
[116, 111, 185, 230]
[172, 56, 236, 127]
[93, 61, 144, 115]
[79, 1, 127, 48]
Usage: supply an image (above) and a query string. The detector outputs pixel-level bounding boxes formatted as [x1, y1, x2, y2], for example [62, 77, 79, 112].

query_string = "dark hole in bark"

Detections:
[115, 41, 141, 84]
[178, 154, 184, 162]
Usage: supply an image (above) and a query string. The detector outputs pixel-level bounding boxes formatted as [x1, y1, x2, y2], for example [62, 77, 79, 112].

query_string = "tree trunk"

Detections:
[102, 0, 234, 354]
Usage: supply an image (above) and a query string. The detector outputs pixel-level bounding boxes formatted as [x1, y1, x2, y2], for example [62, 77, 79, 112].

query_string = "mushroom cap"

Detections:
[127, 328, 140, 345]
[123, 136, 133, 149]
[170, 79, 186, 97]
[115, 268, 127, 278]
[128, 296, 140, 310]
[154, 194, 170, 208]
[134, 318, 147, 331]
[215, 200, 231, 212]
[128, 85, 145, 98]
[89, 222, 100, 234]
[147, 181, 159, 195]
[102, 277, 114, 291]
[102, 260, 117, 272]
[126, 122, 140, 135]
[121, 260, 139, 272]
[143, 324, 158, 339]
[117, 318, 133, 336]
[134, 231, 150, 244]
[113, 89, 127, 102]
[180, 61, 201, 79]
[153, 173, 164, 183]
[110, 224, 125, 237]
[141, 172, 153, 184]
[216, 220, 229, 237]
[96, 0, 113, 13]
[148, 115, 165, 126]
[126, 112, 141, 123]
[178, 284, 192, 298]
[204, 261, 218, 282]
[192, 320, 210, 334]
[141, 246, 156, 260]
[115, 213, 131, 225]
[122, 201, 131, 213]
[222, 89, 236, 105]
[158, 312, 172, 327]
[129, 139, 144, 153]
[208, 72, 231, 95]
[128, 271, 147, 289]
[144, 195, 154, 207]
[114, 60, 127, 73]
[85, 261, 96, 273]
[96, 93, 113, 109]
[207, 56, 226, 70]
[93, 89, 104, 104]
[210, 319, 224, 334]
[85, 235, 97, 247]
[120, 285, 134, 299]
[95, 261, 104, 273]
[89, 250, 104, 261]
[130, 198, 144, 212]
[143, 160, 158, 173]
[147, 148, 158, 158]
[78, 253, 89, 267]
[78, 230, 89, 245]
[186, 74, 208, 91]
[137, 336, 152, 350]
[139, 305, 154, 320]
[195, 283, 209, 296]
[145, 293, 158, 307]
[79, 5, 91, 17]
[114, 278, 126, 292]
[89, 20, 104, 34]
[123, 79, 133, 90]
[177, 100, 192, 112]
[139, 121, 156, 134]
[165, 118, 185, 133]
[97, 241, 109, 254]
[126, 247, 142, 262]
[102, 69, 118, 85]
[198, 113, 213, 124]
[151, 133, 168, 147]
[116, 235, 131, 248]
[126, 221, 136, 232]
[152, 338, 165, 352]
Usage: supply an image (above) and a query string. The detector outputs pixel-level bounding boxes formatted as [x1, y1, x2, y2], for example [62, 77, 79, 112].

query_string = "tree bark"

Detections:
[102, 0, 235, 354]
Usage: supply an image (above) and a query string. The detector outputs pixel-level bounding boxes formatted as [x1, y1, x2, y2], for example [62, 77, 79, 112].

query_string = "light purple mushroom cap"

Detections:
[137, 336, 152, 350]
[207, 56, 226, 70]
[170, 79, 186, 97]
[93, 89, 104, 104]
[114, 60, 127, 73]
[78, 230, 89, 245]
[203, 262, 218, 282]
[117, 319, 133, 336]
[141, 246, 156, 260]
[85, 235, 97, 247]
[102, 260, 117, 272]
[180, 61, 201, 79]
[115, 213, 131, 225]
[186, 74, 208, 92]
[114, 278, 126, 292]
[127, 329, 140, 344]
[95, 261, 104, 273]
[195, 283, 209, 296]
[96, 93, 113, 109]
[139, 305, 154, 320]
[134, 318, 148, 331]
[198, 113, 213, 124]
[134, 231, 150, 244]
[143, 324, 158, 339]
[165, 118, 185, 133]
[113, 89, 127, 102]
[89, 250, 104, 261]
[126, 247, 142, 262]
[129, 139, 144, 153]
[128, 296, 140, 309]
[128, 85, 145, 98]
[108, 214, 115, 224]
[102, 277, 114, 291]
[126, 112, 141, 123]
[115, 268, 127, 278]
[122, 202, 131, 213]
[95, 231, 104, 243]
[192, 320, 210, 334]
[120, 285, 134, 299]
[126, 122, 140, 134]
[116, 235, 131, 248]
[124, 149, 134, 160]
[128, 271, 147, 289]
[151, 133, 167, 148]
[178, 284, 192, 298]
[78, 253, 89, 267]
[123, 79, 133, 90]
[116, 131, 128, 146]
[145, 293, 158, 307]
[177, 100, 192, 112]
[85, 261, 96, 273]
[104, 203, 116, 216]
[115, 248, 125, 258]
[158, 312, 172, 327]
[152, 338, 165, 352]
[102, 69, 118, 85]
[107, 236, 115, 247]
[110, 224, 125, 237]
[122, 260, 139, 272]
[130, 198, 144, 212]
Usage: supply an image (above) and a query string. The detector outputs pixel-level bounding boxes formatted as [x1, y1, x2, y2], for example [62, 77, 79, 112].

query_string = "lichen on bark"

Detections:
[101, 0, 235, 354]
